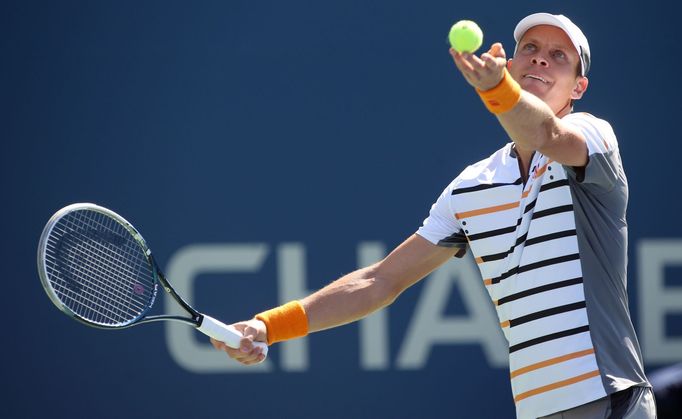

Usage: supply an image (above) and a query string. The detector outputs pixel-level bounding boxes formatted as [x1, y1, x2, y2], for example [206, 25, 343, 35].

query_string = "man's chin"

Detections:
[521, 83, 548, 99]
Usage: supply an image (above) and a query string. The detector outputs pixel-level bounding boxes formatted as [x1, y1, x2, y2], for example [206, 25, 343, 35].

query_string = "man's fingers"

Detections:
[464, 53, 486, 69]
[452, 51, 479, 80]
[210, 337, 223, 350]
[453, 50, 486, 70]
[455, 56, 475, 74]
[450, 42, 508, 91]
[488, 42, 506, 59]
[242, 353, 266, 366]
[217, 341, 262, 362]
[239, 336, 255, 353]
[450, 49, 467, 68]
[207, 318, 269, 366]
[480, 53, 506, 71]
[231, 323, 246, 333]
[231, 345, 265, 365]
[242, 325, 259, 339]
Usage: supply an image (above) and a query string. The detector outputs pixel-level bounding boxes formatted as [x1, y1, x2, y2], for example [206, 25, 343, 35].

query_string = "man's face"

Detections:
[510, 25, 587, 115]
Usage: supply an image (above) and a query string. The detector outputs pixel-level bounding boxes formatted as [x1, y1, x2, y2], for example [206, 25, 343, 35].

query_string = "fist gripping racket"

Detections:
[37, 203, 267, 356]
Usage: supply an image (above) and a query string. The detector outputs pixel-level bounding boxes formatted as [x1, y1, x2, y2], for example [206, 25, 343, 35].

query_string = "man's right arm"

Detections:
[303, 233, 460, 332]
[212, 233, 459, 365]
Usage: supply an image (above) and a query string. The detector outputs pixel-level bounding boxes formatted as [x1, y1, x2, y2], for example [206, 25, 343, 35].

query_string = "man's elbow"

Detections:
[368, 266, 410, 309]
[535, 116, 561, 150]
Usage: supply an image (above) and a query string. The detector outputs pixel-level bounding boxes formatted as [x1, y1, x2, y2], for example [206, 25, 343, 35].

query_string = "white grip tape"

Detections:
[197, 314, 269, 357]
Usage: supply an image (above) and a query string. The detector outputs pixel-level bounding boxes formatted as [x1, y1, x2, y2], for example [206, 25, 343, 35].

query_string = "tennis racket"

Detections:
[37, 202, 267, 356]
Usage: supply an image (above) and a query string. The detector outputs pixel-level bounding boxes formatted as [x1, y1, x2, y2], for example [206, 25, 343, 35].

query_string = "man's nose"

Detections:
[531, 56, 549, 67]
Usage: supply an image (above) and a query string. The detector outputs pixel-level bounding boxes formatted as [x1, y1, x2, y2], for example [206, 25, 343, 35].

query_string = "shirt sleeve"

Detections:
[561, 112, 624, 190]
[416, 182, 468, 253]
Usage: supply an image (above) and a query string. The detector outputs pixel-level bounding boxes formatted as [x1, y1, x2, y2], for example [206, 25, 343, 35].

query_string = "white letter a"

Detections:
[396, 255, 507, 369]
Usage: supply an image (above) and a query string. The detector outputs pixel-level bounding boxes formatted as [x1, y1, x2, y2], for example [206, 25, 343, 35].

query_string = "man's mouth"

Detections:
[523, 74, 549, 84]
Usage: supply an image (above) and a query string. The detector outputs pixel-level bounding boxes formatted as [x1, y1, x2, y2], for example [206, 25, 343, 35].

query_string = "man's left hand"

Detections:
[450, 43, 508, 91]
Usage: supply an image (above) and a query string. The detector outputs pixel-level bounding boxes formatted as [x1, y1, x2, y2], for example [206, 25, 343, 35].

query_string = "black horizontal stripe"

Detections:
[491, 253, 580, 285]
[532, 204, 573, 220]
[509, 301, 586, 328]
[509, 325, 590, 353]
[517, 253, 580, 274]
[468, 218, 522, 241]
[497, 277, 583, 306]
[525, 229, 577, 247]
[492, 265, 520, 284]
[451, 178, 522, 195]
[524, 199, 537, 214]
[481, 250, 508, 263]
[479, 233, 527, 263]
[540, 178, 569, 192]
[468, 224, 517, 241]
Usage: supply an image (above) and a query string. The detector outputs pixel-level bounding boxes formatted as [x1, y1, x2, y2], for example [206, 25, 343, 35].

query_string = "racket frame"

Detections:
[37, 203, 202, 329]
[37, 203, 267, 355]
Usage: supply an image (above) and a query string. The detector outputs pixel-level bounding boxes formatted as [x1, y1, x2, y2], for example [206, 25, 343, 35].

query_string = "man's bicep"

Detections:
[377, 234, 461, 293]
[537, 120, 589, 167]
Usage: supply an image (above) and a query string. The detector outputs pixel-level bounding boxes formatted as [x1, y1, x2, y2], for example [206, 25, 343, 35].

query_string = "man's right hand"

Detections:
[210, 319, 268, 365]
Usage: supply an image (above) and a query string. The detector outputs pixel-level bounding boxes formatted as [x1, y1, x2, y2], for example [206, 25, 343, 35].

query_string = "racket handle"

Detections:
[197, 314, 269, 357]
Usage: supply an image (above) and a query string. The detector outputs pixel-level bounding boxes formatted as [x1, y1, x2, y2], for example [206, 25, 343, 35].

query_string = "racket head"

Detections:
[37, 203, 159, 329]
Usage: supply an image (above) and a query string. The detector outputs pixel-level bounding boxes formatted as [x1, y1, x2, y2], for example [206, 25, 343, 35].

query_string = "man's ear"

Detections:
[571, 76, 589, 100]
[507, 58, 513, 70]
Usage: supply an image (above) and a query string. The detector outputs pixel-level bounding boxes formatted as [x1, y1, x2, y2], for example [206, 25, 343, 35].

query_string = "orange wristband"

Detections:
[255, 300, 309, 345]
[476, 68, 522, 114]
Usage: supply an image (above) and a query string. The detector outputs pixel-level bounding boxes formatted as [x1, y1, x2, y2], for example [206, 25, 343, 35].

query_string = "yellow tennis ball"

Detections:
[448, 20, 483, 53]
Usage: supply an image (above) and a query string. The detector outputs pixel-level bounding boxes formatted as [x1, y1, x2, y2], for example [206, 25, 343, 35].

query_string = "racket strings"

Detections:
[62, 212, 152, 323]
[46, 219, 142, 323]
[45, 249, 129, 325]
[44, 209, 156, 326]
[45, 227, 147, 323]
[49, 222, 148, 304]
[54, 214, 143, 307]
[70, 211, 154, 320]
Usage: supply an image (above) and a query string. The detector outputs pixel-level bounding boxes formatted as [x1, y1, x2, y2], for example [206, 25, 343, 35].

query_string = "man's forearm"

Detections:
[257, 234, 456, 343]
[497, 91, 557, 152]
[496, 91, 588, 167]
[300, 264, 399, 333]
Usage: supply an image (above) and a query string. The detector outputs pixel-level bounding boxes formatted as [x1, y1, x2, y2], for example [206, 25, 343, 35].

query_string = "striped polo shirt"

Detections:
[417, 112, 649, 419]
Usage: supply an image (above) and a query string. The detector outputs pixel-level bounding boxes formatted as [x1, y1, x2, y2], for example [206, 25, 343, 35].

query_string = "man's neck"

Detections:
[556, 100, 573, 119]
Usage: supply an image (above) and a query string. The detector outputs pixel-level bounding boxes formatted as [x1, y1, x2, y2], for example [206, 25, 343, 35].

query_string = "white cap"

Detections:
[513, 13, 591, 76]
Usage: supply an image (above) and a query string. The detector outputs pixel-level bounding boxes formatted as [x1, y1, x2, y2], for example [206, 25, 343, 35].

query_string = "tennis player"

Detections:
[211, 13, 655, 418]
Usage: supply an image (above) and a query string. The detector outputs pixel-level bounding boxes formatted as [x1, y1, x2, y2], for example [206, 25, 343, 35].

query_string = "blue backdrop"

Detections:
[3, 1, 681, 418]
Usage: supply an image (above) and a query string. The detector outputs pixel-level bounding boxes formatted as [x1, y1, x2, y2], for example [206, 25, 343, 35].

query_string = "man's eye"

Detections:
[523, 43, 536, 51]
[552, 50, 566, 59]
